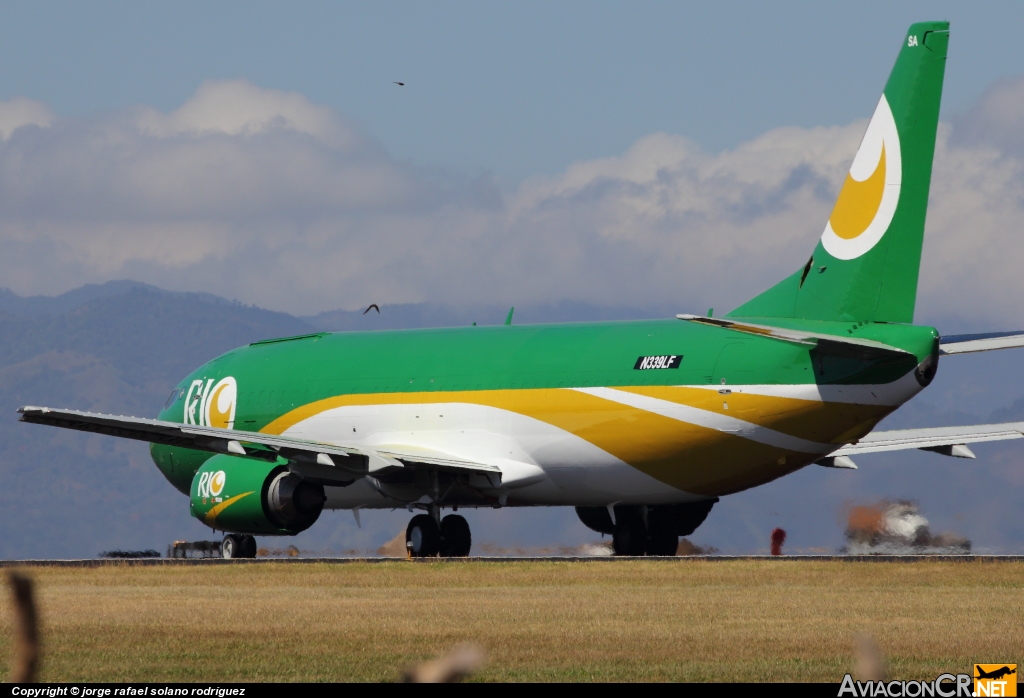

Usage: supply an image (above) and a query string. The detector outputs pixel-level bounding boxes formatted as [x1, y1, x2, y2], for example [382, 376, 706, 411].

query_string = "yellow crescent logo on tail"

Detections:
[820, 94, 902, 260]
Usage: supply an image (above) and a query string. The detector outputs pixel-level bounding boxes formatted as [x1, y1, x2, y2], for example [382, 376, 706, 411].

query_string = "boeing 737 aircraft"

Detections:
[19, 21, 1024, 558]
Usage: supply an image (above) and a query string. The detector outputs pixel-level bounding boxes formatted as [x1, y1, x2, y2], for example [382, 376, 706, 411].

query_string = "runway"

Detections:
[2, 554, 1023, 567]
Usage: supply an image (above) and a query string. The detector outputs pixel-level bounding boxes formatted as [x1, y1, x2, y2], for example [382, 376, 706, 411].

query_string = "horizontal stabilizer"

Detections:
[832, 422, 1024, 457]
[16, 406, 502, 485]
[939, 331, 1024, 355]
[677, 314, 911, 360]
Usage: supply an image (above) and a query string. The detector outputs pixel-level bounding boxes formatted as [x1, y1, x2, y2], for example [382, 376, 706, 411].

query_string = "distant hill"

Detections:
[0, 284, 315, 559]
[1, 281, 1022, 558]
[0, 280, 232, 318]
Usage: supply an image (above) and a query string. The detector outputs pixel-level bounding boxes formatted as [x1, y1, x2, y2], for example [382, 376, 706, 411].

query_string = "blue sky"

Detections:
[4, 1, 1024, 184]
[1, 2, 1023, 320]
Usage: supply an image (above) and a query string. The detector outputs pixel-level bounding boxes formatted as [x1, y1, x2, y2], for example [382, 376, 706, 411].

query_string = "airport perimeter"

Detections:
[1, 558, 1021, 682]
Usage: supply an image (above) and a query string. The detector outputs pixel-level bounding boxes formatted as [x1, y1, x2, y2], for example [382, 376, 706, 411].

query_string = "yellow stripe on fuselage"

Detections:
[260, 385, 891, 495]
[617, 385, 891, 444]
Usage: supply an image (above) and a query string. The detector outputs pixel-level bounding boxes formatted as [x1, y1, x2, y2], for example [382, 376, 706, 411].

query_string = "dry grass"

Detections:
[0, 560, 1021, 682]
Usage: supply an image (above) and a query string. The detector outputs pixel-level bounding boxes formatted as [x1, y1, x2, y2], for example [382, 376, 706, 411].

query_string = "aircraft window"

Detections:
[164, 388, 182, 409]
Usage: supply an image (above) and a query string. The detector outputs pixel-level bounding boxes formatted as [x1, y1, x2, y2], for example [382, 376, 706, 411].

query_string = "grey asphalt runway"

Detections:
[1, 554, 1022, 567]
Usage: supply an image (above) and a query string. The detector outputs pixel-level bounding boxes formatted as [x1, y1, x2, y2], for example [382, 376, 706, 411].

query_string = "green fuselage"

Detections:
[152, 317, 937, 499]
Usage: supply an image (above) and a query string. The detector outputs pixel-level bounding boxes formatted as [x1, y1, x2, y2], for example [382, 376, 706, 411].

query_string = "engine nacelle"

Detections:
[190, 455, 326, 535]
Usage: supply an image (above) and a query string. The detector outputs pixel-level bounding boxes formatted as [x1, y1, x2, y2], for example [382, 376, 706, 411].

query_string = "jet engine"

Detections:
[190, 455, 326, 535]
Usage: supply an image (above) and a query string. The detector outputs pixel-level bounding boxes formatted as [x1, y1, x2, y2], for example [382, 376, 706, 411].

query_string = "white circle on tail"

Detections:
[205, 377, 237, 429]
[820, 94, 902, 260]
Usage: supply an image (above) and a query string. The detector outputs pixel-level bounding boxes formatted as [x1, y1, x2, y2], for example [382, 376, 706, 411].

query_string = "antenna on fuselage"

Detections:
[504, 307, 514, 326]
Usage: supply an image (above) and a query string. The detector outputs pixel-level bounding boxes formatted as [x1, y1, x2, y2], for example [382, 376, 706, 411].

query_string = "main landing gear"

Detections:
[221, 534, 258, 559]
[575, 500, 719, 556]
[610, 507, 679, 556]
[406, 510, 471, 558]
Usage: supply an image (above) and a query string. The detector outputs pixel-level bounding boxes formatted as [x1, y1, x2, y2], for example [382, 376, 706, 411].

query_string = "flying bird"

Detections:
[393, 82, 405, 86]
[363, 304, 380, 315]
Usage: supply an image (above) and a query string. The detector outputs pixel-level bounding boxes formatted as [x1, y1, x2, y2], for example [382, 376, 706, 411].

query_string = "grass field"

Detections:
[1, 560, 1021, 682]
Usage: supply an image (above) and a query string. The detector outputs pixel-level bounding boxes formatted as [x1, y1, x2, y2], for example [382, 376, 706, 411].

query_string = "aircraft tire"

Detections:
[406, 514, 440, 557]
[240, 535, 258, 558]
[646, 506, 679, 556]
[612, 516, 647, 556]
[439, 515, 472, 557]
[646, 530, 679, 556]
[221, 534, 241, 559]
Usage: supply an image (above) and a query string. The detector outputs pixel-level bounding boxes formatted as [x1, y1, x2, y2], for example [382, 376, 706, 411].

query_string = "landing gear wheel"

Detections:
[406, 514, 440, 557]
[646, 528, 678, 556]
[240, 535, 258, 558]
[439, 515, 472, 557]
[646, 506, 679, 556]
[612, 516, 647, 556]
[221, 534, 241, 559]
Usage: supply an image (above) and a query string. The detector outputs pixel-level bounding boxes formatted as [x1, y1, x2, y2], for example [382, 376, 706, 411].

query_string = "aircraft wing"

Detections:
[831, 422, 1024, 458]
[939, 331, 1024, 355]
[16, 406, 502, 487]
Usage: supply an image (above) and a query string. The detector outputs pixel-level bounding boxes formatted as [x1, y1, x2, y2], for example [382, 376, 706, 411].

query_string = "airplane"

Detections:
[17, 21, 1024, 559]
[975, 666, 1016, 681]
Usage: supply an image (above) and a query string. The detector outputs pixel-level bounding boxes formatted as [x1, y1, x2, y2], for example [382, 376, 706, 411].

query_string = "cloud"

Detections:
[0, 97, 54, 139]
[0, 79, 1022, 325]
[919, 78, 1024, 326]
[951, 77, 1024, 156]
[135, 80, 348, 144]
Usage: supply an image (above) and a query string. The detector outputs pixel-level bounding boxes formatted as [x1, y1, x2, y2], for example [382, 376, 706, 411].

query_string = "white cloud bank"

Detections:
[0, 79, 1022, 324]
[0, 97, 54, 139]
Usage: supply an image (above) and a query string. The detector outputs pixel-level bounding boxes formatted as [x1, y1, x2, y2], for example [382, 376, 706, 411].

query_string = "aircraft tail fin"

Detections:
[729, 22, 949, 323]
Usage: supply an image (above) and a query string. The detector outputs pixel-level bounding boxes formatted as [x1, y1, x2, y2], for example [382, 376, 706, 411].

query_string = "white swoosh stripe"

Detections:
[571, 386, 832, 454]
